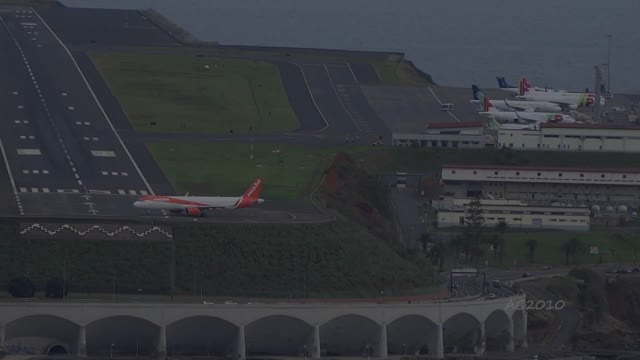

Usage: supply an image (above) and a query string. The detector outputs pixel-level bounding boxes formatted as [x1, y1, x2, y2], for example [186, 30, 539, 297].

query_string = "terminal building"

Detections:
[497, 123, 640, 153]
[440, 164, 640, 207]
[391, 121, 490, 148]
[435, 198, 590, 231]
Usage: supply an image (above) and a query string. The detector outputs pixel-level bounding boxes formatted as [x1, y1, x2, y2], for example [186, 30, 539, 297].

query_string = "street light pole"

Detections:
[112, 271, 116, 302]
[607, 34, 612, 94]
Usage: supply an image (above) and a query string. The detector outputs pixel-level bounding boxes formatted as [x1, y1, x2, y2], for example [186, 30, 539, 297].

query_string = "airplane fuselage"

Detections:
[133, 196, 264, 211]
[480, 110, 576, 124]
[487, 99, 562, 112]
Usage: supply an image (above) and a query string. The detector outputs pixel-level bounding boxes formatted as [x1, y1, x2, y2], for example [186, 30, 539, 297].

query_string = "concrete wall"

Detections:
[0, 295, 527, 358]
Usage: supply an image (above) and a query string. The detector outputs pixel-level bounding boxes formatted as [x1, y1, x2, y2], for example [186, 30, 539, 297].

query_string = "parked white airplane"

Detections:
[516, 79, 604, 110]
[478, 91, 577, 125]
[133, 178, 264, 217]
[471, 85, 562, 112]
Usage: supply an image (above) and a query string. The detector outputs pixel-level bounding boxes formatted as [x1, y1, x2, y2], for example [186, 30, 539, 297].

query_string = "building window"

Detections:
[473, 171, 477, 175]
[537, 172, 541, 176]
[452, 170, 456, 174]
[494, 171, 498, 175]
[559, 173, 562, 177]
[459, 217, 465, 225]
[623, 175, 627, 179]
[601, 174, 605, 178]
[516, 172, 520, 175]
[580, 174, 584, 177]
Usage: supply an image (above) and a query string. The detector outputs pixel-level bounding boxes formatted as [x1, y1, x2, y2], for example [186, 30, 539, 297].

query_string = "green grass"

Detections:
[0, 222, 172, 294]
[174, 222, 433, 298]
[147, 142, 367, 200]
[494, 231, 640, 267]
[370, 60, 435, 85]
[0, 221, 435, 298]
[89, 52, 299, 134]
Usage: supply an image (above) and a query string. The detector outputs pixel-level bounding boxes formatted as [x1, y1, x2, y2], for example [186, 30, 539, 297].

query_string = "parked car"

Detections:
[492, 280, 501, 288]
[541, 265, 552, 270]
[632, 267, 640, 273]
[486, 293, 496, 299]
[521, 272, 532, 278]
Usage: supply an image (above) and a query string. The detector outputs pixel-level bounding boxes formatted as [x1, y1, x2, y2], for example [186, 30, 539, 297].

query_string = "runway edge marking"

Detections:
[297, 63, 329, 133]
[323, 63, 363, 132]
[31, 7, 155, 196]
[0, 135, 22, 215]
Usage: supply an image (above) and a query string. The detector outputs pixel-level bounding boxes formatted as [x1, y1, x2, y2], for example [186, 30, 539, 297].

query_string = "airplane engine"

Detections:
[185, 207, 201, 217]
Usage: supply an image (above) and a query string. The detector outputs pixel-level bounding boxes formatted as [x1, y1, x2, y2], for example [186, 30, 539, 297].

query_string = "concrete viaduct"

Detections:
[0, 295, 527, 359]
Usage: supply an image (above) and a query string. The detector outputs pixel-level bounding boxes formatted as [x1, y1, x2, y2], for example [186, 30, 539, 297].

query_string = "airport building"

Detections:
[435, 198, 590, 231]
[497, 123, 640, 153]
[391, 121, 490, 148]
[440, 164, 640, 206]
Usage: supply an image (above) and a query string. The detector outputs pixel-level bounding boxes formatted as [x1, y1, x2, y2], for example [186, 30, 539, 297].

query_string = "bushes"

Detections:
[8, 276, 35, 298]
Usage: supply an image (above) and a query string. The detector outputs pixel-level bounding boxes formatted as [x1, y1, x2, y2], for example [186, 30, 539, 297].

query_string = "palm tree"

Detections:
[525, 239, 537, 264]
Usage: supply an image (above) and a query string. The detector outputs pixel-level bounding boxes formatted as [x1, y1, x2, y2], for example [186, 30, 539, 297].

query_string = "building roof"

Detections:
[541, 123, 640, 130]
[442, 164, 640, 174]
[427, 121, 483, 129]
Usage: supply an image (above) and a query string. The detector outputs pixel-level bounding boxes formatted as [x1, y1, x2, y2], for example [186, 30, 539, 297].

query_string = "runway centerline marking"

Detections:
[323, 64, 363, 132]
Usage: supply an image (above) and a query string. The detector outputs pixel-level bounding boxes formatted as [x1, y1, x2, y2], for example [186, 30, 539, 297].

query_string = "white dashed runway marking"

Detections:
[16, 148, 41, 155]
[91, 150, 116, 157]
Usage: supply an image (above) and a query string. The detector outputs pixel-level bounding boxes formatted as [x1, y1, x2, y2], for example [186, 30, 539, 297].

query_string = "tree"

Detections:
[427, 240, 448, 272]
[613, 233, 639, 264]
[495, 220, 509, 263]
[418, 233, 432, 255]
[45, 277, 67, 298]
[487, 234, 501, 260]
[462, 197, 485, 263]
[525, 239, 538, 264]
[562, 238, 583, 265]
[8, 276, 35, 298]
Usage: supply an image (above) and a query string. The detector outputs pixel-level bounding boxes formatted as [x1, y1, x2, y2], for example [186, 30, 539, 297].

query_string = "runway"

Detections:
[0, 5, 385, 223]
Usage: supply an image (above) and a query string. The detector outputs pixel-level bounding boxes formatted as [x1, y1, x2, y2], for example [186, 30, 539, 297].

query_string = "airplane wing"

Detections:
[507, 105, 536, 112]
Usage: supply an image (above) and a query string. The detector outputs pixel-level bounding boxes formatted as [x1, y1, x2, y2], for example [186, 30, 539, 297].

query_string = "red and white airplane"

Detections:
[133, 178, 264, 217]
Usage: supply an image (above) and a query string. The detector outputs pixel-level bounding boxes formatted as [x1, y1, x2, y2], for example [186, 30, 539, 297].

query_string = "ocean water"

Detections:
[61, 0, 640, 93]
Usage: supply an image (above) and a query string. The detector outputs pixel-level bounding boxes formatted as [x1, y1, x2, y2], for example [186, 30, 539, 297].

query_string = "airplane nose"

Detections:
[133, 201, 143, 208]
[258, 199, 264, 204]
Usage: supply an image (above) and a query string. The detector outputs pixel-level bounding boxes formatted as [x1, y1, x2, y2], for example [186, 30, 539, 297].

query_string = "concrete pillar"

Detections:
[429, 323, 444, 359]
[0, 323, 5, 350]
[474, 321, 485, 355]
[76, 326, 87, 357]
[235, 325, 246, 360]
[157, 324, 167, 357]
[377, 323, 388, 359]
[506, 318, 514, 352]
[311, 324, 321, 359]
[520, 310, 528, 349]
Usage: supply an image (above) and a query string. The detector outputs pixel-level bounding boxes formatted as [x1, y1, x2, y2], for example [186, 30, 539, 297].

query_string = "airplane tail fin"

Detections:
[486, 117, 501, 130]
[478, 91, 492, 112]
[496, 76, 514, 89]
[243, 178, 263, 199]
[471, 85, 482, 100]
[518, 78, 527, 96]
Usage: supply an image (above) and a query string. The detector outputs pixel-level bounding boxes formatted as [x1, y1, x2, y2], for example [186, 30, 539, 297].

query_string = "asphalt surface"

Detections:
[35, 7, 179, 47]
[0, 5, 337, 223]
[0, 8, 155, 215]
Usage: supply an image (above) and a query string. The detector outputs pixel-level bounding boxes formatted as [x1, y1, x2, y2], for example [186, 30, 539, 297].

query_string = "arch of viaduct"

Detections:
[0, 295, 527, 359]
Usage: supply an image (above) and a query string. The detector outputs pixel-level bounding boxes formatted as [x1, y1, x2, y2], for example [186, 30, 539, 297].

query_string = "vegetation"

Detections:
[147, 142, 354, 200]
[0, 220, 434, 298]
[370, 60, 436, 85]
[90, 52, 298, 134]
[8, 276, 35, 298]
[45, 277, 66, 298]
